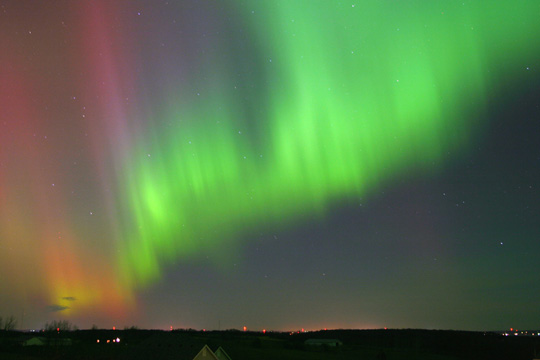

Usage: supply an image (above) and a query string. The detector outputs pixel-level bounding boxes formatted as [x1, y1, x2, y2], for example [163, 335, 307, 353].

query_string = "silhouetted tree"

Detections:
[44, 320, 76, 331]
[1, 315, 17, 330]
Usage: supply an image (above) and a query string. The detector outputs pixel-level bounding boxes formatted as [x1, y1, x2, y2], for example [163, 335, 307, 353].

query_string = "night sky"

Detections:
[1, 1, 539, 332]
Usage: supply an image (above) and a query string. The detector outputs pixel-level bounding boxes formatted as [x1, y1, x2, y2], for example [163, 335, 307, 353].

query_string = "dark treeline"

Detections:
[1, 328, 539, 360]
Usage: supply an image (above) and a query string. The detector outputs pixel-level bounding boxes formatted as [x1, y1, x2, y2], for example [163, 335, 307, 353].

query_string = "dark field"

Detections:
[1, 329, 539, 360]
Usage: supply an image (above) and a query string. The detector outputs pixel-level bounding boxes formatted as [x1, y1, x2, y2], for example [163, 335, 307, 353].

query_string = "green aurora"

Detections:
[114, 1, 540, 289]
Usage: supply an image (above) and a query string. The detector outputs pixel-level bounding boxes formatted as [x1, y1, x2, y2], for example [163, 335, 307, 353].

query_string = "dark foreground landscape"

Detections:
[1, 329, 540, 360]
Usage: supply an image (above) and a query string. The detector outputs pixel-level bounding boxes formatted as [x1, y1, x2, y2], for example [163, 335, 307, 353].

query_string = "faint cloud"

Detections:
[62, 296, 77, 301]
[47, 304, 70, 312]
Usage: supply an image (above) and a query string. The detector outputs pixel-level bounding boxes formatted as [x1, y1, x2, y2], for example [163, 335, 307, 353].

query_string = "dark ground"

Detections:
[1, 329, 539, 360]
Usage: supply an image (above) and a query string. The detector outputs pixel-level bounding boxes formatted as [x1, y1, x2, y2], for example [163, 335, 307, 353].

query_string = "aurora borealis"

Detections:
[1, 1, 539, 331]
